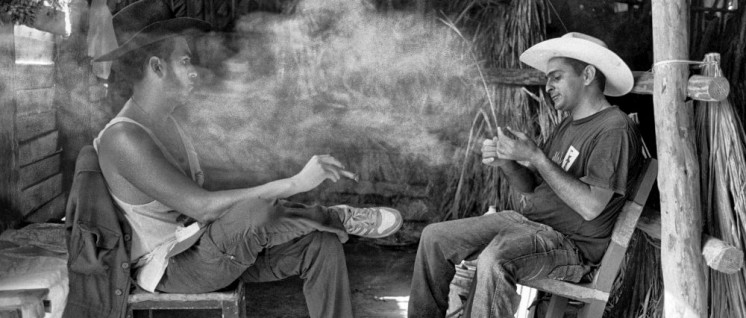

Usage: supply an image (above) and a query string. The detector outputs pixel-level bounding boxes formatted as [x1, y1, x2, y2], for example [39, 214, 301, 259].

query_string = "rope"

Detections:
[650, 59, 718, 73]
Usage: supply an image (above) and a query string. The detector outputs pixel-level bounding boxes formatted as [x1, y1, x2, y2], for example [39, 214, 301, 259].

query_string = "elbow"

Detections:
[184, 199, 222, 224]
[579, 206, 603, 221]
[197, 213, 218, 224]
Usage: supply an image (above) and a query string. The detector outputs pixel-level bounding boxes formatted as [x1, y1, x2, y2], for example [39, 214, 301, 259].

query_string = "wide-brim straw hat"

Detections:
[93, 0, 211, 62]
[519, 32, 633, 97]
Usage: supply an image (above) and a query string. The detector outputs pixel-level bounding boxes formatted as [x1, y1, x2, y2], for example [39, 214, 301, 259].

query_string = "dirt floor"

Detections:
[134, 237, 418, 318]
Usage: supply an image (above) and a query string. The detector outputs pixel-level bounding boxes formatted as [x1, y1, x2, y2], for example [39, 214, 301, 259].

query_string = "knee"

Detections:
[307, 231, 344, 258]
[476, 247, 510, 275]
[420, 222, 449, 246]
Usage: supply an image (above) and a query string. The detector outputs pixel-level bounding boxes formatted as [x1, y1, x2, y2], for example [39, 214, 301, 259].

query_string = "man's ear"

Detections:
[149, 57, 164, 77]
[583, 65, 597, 86]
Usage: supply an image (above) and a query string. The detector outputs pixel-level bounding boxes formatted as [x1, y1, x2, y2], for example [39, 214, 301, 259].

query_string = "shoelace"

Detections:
[343, 207, 378, 235]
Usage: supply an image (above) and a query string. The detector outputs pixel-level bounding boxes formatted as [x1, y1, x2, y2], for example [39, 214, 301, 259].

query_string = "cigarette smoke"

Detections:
[179, 0, 489, 186]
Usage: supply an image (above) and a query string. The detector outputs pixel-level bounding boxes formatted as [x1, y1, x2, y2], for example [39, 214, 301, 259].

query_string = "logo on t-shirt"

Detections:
[561, 146, 580, 171]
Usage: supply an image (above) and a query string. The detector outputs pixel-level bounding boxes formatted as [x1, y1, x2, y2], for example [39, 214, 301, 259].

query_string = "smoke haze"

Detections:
[180, 0, 489, 186]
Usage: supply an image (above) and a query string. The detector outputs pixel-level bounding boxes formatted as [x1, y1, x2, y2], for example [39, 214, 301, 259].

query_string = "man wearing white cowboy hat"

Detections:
[69, 0, 403, 317]
[408, 32, 643, 317]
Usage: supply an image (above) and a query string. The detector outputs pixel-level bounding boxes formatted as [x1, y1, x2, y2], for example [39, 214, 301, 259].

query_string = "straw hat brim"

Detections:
[94, 18, 211, 62]
[519, 37, 634, 97]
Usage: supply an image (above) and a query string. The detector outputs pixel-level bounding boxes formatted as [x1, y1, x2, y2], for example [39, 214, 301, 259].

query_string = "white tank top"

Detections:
[93, 102, 204, 261]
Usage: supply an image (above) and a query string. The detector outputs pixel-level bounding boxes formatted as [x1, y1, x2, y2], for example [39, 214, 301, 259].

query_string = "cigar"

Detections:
[340, 170, 360, 182]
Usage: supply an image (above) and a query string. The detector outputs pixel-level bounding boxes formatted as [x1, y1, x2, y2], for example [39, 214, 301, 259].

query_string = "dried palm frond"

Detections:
[696, 53, 746, 318]
[436, 0, 557, 220]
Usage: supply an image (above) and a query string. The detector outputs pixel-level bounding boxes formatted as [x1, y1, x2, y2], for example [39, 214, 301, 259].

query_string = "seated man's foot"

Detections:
[329, 205, 403, 238]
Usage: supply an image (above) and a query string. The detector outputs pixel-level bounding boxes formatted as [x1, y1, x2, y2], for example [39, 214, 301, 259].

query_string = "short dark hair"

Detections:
[115, 38, 177, 84]
[561, 57, 606, 92]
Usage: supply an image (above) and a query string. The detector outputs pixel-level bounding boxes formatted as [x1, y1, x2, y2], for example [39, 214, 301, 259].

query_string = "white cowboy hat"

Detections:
[519, 32, 633, 97]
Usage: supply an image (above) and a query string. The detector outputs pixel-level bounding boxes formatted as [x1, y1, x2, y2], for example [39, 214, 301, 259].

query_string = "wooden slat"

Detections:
[0, 288, 49, 318]
[520, 279, 609, 303]
[0, 23, 16, 209]
[19, 131, 58, 166]
[23, 192, 66, 223]
[13, 25, 54, 65]
[19, 152, 60, 188]
[14, 64, 55, 90]
[128, 283, 244, 312]
[16, 111, 56, 142]
[632, 159, 658, 205]
[15, 88, 55, 115]
[609, 202, 644, 247]
[129, 290, 239, 303]
[129, 300, 224, 310]
[20, 173, 62, 215]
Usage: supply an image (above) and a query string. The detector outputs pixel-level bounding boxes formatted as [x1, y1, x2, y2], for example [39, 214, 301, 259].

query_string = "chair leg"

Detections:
[222, 299, 241, 318]
[577, 300, 606, 318]
[238, 288, 247, 318]
[544, 295, 569, 318]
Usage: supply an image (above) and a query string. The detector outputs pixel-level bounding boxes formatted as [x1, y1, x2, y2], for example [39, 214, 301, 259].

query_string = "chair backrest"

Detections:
[591, 158, 658, 292]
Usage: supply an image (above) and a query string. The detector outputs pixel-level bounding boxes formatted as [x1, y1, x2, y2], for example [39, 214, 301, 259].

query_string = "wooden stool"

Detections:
[0, 288, 49, 318]
[126, 283, 246, 318]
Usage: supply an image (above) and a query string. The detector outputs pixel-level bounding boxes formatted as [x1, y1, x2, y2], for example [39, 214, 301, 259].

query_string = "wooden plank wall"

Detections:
[9, 26, 64, 222]
[0, 24, 17, 211]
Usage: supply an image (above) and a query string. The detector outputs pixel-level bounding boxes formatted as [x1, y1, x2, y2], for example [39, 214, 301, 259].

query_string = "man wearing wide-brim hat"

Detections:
[64, 1, 403, 317]
[408, 32, 644, 317]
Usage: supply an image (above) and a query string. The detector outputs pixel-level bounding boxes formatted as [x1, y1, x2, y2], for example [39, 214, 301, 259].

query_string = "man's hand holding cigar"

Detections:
[291, 154, 359, 193]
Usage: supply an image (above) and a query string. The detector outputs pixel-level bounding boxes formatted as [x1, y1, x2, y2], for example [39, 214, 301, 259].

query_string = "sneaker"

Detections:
[330, 205, 403, 238]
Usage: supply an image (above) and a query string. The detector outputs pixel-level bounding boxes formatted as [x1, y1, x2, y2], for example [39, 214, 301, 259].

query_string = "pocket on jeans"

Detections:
[547, 264, 590, 283]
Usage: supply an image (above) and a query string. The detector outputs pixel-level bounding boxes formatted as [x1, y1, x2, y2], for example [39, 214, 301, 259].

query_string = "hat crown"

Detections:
[112, 0, 175, 46]
[561, 32, 608, 49]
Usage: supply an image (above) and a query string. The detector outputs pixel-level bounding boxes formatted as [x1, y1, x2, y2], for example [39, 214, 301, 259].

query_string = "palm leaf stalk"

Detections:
[697, 53, 746, 318]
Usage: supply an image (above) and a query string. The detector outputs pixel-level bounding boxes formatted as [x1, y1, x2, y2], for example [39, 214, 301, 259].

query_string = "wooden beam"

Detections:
[651, 1, 707, 317]
[637, 208, 744, 274]
[485, 68, 730, 102]
[631, 73, 729, 101]
[702, 236, 744, 274]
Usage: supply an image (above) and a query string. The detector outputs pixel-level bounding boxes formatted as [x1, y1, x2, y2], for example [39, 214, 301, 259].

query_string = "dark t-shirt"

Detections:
[520, 106, 642, 264]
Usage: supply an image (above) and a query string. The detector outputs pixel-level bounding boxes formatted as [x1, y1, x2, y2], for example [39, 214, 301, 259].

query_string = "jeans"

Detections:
[156, 199, 353, 318]
[408, 211, 589, 318]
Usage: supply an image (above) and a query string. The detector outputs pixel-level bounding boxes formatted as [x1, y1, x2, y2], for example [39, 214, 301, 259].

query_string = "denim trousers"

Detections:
[156, 199, 353, 318]
[408, 210, 588, 318]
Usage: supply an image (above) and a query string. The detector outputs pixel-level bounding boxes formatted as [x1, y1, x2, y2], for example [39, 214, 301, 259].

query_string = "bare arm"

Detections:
[531, 152, 614, 220]
[492, 127, 613, 221]
[99, 124, 342, 223]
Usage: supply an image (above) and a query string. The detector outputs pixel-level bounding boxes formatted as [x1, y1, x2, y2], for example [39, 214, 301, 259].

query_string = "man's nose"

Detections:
[188, 71, 198, 79]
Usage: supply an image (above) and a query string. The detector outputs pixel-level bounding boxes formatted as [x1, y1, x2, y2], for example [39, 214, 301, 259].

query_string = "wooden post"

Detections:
[651, 0, 707, 317]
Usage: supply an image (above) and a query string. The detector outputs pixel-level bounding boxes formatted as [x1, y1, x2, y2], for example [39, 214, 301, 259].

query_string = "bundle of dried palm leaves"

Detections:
[696, 53, 746, 318]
